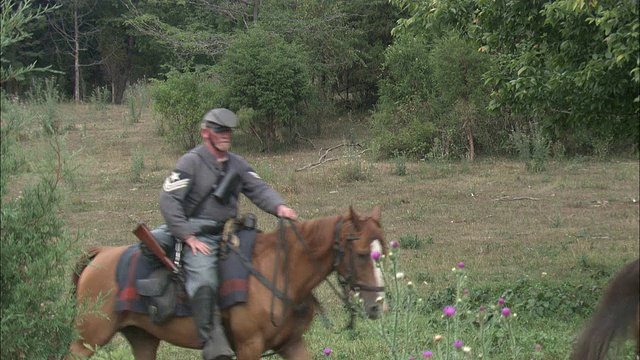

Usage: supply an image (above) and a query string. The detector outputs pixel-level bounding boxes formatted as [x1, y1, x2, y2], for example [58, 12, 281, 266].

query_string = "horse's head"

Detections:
[334, 205, 387, 319]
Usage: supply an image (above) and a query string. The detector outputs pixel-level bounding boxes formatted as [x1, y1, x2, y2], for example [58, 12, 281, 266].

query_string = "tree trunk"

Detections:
[468, 118, 475, 162]
[73, 0, 80, 103]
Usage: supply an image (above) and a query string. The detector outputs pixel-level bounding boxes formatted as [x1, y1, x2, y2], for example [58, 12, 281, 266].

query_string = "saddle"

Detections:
[115, 216, 258, 324]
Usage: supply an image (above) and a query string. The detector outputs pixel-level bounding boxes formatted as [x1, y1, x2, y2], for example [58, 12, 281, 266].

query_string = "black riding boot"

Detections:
[191, 287, 234, 360]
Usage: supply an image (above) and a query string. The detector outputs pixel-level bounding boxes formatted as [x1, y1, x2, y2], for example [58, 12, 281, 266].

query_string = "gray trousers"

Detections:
[149, 222, 221, 298]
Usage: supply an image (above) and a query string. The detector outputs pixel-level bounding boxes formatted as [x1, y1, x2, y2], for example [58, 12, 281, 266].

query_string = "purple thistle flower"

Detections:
[535, 344, 542, 351]
[454, 340, 463, 348]
[409, 357, 414, 360]
[391, 240, 399, 248]
[371, 251, 381, 260]
[457, 262, 465, 269]
[463, 289, 469, 295]
[323, 348, 332, 355]
[423, 350, 433, 358]
[479, 305, 485, 312]
[501, 307, 511, 317]
[443, 305, 456, 317]
[498, 298, 505, 305]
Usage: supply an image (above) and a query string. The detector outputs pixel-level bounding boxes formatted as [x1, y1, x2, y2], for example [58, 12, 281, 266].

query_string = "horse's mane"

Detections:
[253, 215, 343, 262]
[71, 246, 101, 296]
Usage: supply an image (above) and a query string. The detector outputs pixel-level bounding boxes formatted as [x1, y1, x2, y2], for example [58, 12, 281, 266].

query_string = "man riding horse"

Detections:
[141, 108, 298, 360]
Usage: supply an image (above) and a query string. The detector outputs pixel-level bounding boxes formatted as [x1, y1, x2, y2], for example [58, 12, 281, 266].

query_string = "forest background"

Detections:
[1, 0, 638, 359]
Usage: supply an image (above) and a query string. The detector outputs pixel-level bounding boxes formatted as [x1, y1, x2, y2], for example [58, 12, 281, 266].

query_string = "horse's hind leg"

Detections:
[120, 326, 160, 360]
[68, 316, 119, 359]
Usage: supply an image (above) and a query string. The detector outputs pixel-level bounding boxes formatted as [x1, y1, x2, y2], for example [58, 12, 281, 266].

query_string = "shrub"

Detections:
[150, 68, 225, 151]
[1, 97, 81, 359]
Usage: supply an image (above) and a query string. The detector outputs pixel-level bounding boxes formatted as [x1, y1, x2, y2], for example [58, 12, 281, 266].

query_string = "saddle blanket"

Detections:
[115, 228, 257, 316]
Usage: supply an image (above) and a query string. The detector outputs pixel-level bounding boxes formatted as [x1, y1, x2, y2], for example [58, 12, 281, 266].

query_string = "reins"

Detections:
[225, 215, 382, 329]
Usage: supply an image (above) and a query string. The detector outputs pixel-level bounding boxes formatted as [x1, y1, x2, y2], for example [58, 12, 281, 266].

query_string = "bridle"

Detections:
[225, 215, 385, 328]
[331, 217, 385, 294]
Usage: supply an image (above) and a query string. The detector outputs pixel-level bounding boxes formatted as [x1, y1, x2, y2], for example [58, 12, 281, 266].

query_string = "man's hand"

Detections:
[277, 205, 298, 221]
[183, 235, 211, 255]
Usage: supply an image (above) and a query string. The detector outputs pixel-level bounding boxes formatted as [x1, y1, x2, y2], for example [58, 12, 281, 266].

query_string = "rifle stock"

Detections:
[133, 222, 178, 272]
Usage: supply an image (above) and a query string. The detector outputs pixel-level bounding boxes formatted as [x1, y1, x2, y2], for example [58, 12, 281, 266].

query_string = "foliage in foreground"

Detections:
[1, 2, 81, 358]
[314, 242, 637, 360]
[0, 99, 80, 358]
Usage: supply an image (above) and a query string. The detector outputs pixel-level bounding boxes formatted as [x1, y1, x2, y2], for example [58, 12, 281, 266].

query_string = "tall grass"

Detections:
[124, 80, 151, 123]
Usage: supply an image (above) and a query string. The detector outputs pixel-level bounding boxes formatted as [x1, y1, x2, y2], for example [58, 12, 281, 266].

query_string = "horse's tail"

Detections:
[71, 246, 102, 297]
[570, 258, 639, 360]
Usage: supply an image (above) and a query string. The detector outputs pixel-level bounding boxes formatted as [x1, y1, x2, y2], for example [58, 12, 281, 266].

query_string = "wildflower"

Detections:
[371, 251, 381, 260]
[323, 348, 332, 355]
[391, 240, 399, 248]
[463, 346, 471, 354]
[479, 305, 485, 312]
[423, 350, 433, 358]
[407, 281, 414, 289]
[541, 272, 547, 277]
[433, 335, 443, 342]
[463, 289, 469, 295]
[501, 307, 511, 317]
[409, 357, 414, 360]
[535, 344, 542, 351]
[498, 298, 505, 305]
[443, 306, 456, 317]
[458, 262, 465, 269]
[396, 272, 405, 279]
[454, 340, 463, 348]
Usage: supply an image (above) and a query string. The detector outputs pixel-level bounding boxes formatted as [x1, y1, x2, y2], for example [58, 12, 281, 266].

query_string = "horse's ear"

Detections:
[370, 205, 381, 223]
[349, 205, 361, 232]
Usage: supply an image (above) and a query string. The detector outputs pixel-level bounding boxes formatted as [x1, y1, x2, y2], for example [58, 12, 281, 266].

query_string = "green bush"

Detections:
[1, 98, 81, 359]
[150, 68, 225, 151]
[219, 26, 311, 152]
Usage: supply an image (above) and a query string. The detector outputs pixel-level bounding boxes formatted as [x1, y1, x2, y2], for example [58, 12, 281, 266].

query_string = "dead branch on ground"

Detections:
[296, 143, 367, 171]
[492, 196, 540, 201]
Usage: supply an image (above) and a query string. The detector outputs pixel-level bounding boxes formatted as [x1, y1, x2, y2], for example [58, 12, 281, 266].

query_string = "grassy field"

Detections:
[23, 104, 638, 359]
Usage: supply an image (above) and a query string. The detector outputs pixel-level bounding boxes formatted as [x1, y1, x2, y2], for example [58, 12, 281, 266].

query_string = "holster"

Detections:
[136, 268, 184, 324]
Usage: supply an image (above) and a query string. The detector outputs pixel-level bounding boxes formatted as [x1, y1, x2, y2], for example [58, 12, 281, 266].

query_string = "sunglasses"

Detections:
[209, 124, 234, 133]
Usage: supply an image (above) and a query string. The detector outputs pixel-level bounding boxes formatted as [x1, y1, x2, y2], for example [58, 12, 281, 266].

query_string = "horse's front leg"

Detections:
[233, 337, 265, 360]
[277, 339, 312, 360]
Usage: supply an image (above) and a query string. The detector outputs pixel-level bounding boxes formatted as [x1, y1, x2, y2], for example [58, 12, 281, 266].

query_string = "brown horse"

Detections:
[69, 206, 387, 359]
[570, 258, 639, 360]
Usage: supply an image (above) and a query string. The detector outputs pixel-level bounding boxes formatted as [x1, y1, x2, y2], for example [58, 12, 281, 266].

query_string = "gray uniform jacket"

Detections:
[159, 144, 286, 240]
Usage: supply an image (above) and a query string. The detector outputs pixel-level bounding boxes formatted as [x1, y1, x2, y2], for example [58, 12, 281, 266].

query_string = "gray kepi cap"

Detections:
[202, 108, 238, 130]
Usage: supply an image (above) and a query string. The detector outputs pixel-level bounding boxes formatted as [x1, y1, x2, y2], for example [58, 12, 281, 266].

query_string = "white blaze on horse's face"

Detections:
[371, 240, 385, 294]
[369, 239, 385, 319]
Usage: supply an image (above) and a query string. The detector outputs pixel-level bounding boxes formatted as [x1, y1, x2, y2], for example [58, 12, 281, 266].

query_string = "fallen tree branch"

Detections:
[492, 196, 540, 201]
[296, 143, 367, 171]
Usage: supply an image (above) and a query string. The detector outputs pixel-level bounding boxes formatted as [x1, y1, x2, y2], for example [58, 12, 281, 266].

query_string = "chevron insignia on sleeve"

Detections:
[163, 171, 190, 192]
[248, 171, 261, 179]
